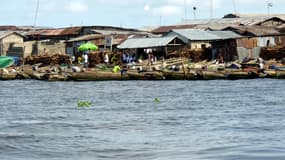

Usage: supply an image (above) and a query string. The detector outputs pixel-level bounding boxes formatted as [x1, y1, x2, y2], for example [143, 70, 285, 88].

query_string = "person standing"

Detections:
[104, 53, 109, 64]
[83, 53, 88, 68]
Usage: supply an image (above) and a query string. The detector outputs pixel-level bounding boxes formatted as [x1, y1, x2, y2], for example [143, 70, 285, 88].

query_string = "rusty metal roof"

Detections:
[223, 26, 281, 36]
[28, 27, 82, 36]
[0, 26, 18, 31]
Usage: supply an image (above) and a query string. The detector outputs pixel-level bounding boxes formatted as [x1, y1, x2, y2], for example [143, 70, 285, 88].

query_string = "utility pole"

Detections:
[267, 2, 273, 16]
[193, 7, 197, 20]
[210, 0, 213, 19]
[232, 0, 237, 14]
[33, 0, 40, 27]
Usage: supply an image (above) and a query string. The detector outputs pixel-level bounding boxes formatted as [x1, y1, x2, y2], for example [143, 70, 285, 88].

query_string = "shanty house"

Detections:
[67, 34, 131, 56]
[222, 26, 285, 61]
[0, 31, 25, 57]
[118, 36, 186, 60]
[170, 29, 243, 61]
[66, 27, 151, 56]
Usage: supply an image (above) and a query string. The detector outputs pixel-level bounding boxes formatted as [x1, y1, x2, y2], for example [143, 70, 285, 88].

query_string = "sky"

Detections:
[0, 0, 284, 29]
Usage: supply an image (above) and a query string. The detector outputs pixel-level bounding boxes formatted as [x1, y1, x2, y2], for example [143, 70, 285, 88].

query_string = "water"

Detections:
[1, 79, 285, 160]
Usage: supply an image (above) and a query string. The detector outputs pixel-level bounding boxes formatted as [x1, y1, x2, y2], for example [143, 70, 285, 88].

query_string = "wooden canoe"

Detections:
[223, 69, 259, 80]
[199, 70, 226, 80]
[71, 71, 129, 81]
[162, 70, 198, 80]
[0, 73, 17, 80]
[127, 71, 165, 80]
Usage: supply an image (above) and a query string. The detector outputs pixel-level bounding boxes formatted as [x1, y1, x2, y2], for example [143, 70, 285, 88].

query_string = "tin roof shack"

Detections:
[118, 36, 186, 60]
[0, 31, 25, 57]
[23, 27, 84, 57]
[66, 27, 152, 56]
[26, 27, 82, 41]
[67, 34, 131, 56]
[222, 26, 285, 61]
[170, 29, 243, 62]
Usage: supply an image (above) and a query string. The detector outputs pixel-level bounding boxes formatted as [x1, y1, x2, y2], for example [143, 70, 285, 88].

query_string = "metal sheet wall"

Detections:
[237, 47, 261, 62]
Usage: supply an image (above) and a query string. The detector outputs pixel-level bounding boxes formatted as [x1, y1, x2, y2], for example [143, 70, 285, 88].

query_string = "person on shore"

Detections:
[104, 53, 109, 64]
[258, 57, 265, 73]
[122, 52, 127, 63]
[83, 53, 88, 68]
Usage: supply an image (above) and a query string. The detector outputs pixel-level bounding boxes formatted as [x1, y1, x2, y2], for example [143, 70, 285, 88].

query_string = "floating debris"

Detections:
[154, 98, 160, 104]
[78, 101, 92, 107]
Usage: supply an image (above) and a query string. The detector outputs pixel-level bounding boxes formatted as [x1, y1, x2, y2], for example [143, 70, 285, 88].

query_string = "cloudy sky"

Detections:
[0, 0, 284, 28]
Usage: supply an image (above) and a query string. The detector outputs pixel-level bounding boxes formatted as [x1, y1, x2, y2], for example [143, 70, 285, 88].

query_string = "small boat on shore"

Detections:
[0, 72, 17, 80]
[199, 70, 226, 80]
[71, 71, 128, 81]
[162, 70, 198, 80]
[127, 70, 165, 80]
[223, 69, 259, 80]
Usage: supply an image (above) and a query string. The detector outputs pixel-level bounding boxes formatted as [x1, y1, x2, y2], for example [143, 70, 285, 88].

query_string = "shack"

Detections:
[170, 29, 243, 61]
[0, 31, 25, 57]
[222, 26, 285, 61]
[117, 35, 186, 60]
[67, 34, 130, 55]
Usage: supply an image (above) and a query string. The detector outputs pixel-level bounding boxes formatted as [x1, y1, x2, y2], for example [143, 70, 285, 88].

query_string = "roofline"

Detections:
[0, 31, 25, 39]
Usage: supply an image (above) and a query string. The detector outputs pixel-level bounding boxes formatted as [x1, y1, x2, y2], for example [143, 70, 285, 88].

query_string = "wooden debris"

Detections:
[260, 46, 285, 60]
[24, 54, 71, 66]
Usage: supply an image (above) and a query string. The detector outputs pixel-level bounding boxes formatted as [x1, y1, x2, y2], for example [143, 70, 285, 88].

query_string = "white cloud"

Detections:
[144, 5, 150, 12]
[152, 5, 182, 16]
[65, 1, 88, 13]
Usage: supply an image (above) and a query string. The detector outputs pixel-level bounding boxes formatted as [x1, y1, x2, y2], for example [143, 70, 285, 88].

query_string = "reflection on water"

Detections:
[1, 79, 285, 160]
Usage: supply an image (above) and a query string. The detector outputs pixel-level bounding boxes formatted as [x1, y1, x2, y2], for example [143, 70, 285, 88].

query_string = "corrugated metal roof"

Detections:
[172, 29, 242, 41]
[28, 27, 81, 36]
[151, 24, 197, 34]
[69, 34, 104, 42]
[223, 26, 281, 36]
[118, 36, 178, 49]
[92, 29, 150, 35]
[180, 16, 285, 26]
[69, 34, 129, 46]
[0, 31, 24, 39]
[224, 13, 285, 20]
[0, 26, 17, 31]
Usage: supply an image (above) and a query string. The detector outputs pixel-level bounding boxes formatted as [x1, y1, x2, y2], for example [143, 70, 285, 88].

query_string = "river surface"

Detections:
[1, 79, 285, 160]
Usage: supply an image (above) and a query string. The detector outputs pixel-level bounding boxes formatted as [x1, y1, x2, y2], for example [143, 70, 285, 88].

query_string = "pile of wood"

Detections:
[260, 46, 285, 60]
[167, 47, 211, 62]
[24, 54, 71, 66]
[88, 51, 122, 67]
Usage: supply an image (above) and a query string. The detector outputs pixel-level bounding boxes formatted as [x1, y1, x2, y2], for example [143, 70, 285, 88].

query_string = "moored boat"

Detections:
[0, 72, 17, 80]
[199, 70, 226, 80]
[162, 70, 198, 80]
[71, 71, 128, 81]
[127, 71, 165, 80]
